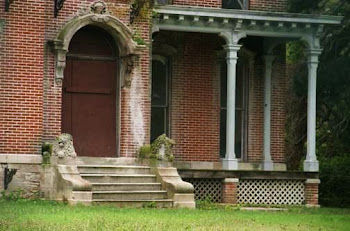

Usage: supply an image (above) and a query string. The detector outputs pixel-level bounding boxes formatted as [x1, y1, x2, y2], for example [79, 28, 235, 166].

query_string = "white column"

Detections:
[222, 44, 241, 170]
[304, 49, 322, 172]
[263, 55, 275, 170]
[219, 31, 245, 170]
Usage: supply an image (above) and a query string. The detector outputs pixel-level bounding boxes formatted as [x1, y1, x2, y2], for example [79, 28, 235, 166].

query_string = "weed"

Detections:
[0, 190, 23, 201]
[142, 201, 157, 208]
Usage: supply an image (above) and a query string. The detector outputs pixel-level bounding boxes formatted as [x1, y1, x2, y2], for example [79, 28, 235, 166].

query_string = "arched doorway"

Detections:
[62, 25, 119, 157]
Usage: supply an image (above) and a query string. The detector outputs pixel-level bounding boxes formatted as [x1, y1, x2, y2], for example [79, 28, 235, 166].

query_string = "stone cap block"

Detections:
[305, 179, 321, 184]
[224, 178, 239, 183]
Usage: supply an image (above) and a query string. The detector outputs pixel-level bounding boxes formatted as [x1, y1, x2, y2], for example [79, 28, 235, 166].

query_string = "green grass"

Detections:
[0, 200, 349, 231]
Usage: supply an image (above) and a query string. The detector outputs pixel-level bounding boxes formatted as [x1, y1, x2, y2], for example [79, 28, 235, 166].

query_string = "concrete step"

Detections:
[78, 165, 151, 174]
[77, 162, 173, 208]
[92, 191, 168, 200]
[76, 157, 148, 166]
[80, 174, 157, 183]
[91, 183, 162, 191]
[92, 199, 173, 208]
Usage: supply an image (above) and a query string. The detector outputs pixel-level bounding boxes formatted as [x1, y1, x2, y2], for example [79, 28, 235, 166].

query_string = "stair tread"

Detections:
[93, 199, 173, 202]
[92, 190, 167, 194]
[81, 174, 156, 177]
[91, 183, 161, 185]
[78, 165, 150, 169]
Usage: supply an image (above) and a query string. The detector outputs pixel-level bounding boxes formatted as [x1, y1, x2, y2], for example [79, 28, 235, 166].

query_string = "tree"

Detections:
[287, 0, 350, 207]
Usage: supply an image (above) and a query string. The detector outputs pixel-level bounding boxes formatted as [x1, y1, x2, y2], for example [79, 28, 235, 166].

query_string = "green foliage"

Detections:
[286, 41, 306, 64]
[138, 144, 151, 158]
[195, 196, 215, 209]
[287, 0, 350, 159]
[1, 200, 350, 230]
[319, 155, 350, 207]
[285, 63, 308, 170]
[41, 142, 53, 165]
[287, 0, 322, 13]
[41, 142, 52, 155]
[150, 134, 175, 162]
[132, 32, 146, 45]
[287, 0, 350, 206]
[151, 10, 160, 19]
[142, 201, 157, 208]
[0, 190, 23, 201]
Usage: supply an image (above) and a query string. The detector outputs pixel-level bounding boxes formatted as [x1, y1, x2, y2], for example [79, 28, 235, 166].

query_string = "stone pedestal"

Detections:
[305, 179, 320, 207]
[154, 167, 195, 208]
[222, 178, 239, 204]
[222, 158, 238, 170]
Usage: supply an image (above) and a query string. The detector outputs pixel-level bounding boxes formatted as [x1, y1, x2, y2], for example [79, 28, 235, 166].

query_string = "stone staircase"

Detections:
[78, 164, 173, 207]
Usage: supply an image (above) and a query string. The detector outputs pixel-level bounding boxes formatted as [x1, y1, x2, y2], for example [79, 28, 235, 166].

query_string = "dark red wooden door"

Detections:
[62, 26, 118, 157]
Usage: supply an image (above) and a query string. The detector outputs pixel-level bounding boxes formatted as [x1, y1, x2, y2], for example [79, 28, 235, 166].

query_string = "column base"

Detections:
[303, 160, 319, 172]
[222, 158, 238, 170]
[222, 178, 239, 204]
[262, 160, 274, 171]
[305, 179, 320, 207]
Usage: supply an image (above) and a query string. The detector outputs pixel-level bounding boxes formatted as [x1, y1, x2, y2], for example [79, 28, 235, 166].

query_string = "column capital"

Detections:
[219, 31, 246, 46]
[263, 54, 276, 61]
[263, 55, 276, 67]
[223, 44, 241, 62]
[223, 44, 242, 52]
[306, 48, 322, 64]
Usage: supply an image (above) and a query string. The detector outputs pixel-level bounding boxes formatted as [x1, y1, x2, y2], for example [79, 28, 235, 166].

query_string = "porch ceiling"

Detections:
[153, 5, 343, 39]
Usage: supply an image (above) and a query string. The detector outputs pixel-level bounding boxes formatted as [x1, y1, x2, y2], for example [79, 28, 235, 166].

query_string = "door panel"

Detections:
[62, 59, 118, 157]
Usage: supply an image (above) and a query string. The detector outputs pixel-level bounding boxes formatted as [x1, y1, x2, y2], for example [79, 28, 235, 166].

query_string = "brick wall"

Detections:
[0, 0, 45, 154]
[0, 0, 151, 157]
[304, 179, 320, 206]
[270, 51, 287, 163]
[0, 0, 287, 161]
[155, 32, 287, 163]
[250, 0, 288, 12]
[247, 47, 287, 163]
[171, 33, 221, 162]
[247, 58, 264, 162]
[222, 178, 239, 203]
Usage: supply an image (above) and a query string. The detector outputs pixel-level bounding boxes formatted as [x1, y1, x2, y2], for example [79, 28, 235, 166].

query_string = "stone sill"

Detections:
[174, 161, 287, 171]
[178, 169, 319, 180]
[0, 154, 42, 164]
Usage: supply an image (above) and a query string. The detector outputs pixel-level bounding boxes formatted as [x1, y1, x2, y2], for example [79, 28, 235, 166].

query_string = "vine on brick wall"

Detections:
[130, 0, 154, 24]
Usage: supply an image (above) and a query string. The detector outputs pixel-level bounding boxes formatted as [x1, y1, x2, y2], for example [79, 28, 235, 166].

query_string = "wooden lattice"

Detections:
[184, 178, 223, 203]
[238, 179, 305, 205]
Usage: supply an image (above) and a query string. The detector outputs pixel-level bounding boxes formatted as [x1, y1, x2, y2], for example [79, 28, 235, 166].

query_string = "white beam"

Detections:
[155, 6, 342, 25]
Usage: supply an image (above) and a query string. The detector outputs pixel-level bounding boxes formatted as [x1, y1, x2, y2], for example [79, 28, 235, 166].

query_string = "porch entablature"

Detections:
[153, 5, 342, 39]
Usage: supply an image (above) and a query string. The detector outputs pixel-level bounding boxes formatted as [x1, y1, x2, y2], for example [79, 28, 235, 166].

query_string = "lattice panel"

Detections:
[184, 178, 222, 203]
[238, 179, 305, 205]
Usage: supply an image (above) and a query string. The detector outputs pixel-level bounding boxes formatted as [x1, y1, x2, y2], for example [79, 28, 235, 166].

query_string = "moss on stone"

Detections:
[41, 142, 53, 165]
[138, 144, 151, 158]
[150, 134, 175, 162]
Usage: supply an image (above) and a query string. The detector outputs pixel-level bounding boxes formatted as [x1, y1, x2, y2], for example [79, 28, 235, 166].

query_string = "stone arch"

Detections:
[52, 14, 144, 85]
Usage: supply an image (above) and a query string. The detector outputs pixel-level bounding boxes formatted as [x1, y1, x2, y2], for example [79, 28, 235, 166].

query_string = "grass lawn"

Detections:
[0, 200, 349, 231]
